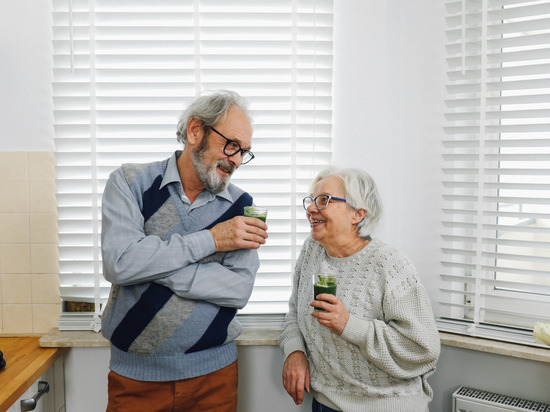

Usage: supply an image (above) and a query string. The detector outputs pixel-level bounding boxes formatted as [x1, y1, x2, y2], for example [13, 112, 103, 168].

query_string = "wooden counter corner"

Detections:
[0, 336, 68, 411]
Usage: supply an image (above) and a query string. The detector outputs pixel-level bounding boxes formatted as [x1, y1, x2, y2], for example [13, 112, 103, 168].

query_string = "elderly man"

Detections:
[101, 90, 268, 411]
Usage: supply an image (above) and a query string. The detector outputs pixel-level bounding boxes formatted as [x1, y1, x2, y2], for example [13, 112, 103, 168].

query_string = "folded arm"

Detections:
[101, 169, 260, 308]
[154, 249, 259, 308]
[101, 169, 216, 286]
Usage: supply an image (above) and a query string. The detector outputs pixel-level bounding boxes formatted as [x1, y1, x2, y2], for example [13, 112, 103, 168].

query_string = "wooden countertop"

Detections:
[0, 337, 68, 411]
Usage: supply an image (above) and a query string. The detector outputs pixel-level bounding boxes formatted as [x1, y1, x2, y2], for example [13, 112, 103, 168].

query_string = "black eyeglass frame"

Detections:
[303, 194, 347, 211]
[210, 126, 255, 165]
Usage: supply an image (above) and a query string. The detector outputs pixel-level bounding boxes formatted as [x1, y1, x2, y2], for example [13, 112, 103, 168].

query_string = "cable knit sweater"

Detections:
[278, 237, 440, 412]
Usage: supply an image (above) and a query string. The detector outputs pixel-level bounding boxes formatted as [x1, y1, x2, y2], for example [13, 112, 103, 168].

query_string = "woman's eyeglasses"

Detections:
[303, 194, 347, 210]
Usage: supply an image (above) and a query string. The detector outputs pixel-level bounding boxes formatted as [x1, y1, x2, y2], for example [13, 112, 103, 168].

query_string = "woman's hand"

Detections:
[282, 351, 310, 405]
[310, 294, 350, 335]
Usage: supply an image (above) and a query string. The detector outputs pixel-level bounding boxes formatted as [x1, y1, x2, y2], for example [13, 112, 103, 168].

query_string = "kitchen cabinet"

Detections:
[5, 356, 65, 412]
[0, 338, 67, 412]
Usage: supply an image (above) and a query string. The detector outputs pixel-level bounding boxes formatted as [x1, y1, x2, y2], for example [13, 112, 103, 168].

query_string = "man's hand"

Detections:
[209, 216, 268, 252]
[282, 351, 310, 405]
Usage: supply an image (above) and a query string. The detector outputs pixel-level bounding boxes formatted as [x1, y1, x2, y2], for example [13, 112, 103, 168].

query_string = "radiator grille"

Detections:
[454, 386, 550, 412]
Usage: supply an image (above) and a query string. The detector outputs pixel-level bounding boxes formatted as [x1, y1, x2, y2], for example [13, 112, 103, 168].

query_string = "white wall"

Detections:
[64, 345, 550, 412]
[5, 1, 550, 411]
[0, 0, 55, 150]
[332, 1, 445, 310]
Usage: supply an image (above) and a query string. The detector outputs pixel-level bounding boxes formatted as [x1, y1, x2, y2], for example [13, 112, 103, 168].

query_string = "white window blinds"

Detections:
[439, 0, 550, 345]
[52, 0, 334, 323]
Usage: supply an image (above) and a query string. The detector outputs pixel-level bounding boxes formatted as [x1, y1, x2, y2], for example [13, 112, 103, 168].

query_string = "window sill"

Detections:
[38, 327, 284, 348]
[439, 331, 550, 364]
[38, 329, 550, 363]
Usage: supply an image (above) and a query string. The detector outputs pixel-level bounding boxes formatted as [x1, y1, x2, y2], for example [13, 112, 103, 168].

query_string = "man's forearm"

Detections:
[154, 249, 259, 308]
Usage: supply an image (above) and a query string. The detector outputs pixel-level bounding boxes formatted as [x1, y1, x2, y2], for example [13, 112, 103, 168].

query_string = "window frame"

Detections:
[438, 0, 550, 346]
[52, 0, 335, 329]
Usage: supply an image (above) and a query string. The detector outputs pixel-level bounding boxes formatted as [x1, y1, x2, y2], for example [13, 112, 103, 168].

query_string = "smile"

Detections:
[217, 162, 235, 176]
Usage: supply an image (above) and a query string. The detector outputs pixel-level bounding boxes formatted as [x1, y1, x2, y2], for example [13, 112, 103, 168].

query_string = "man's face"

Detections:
[191, 106, 253, 193]
[191, 135, 233, 193]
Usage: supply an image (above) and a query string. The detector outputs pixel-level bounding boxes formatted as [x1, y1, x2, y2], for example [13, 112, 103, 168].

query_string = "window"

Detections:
[52, 0, 334, 328]
[439, 0, 550, 345]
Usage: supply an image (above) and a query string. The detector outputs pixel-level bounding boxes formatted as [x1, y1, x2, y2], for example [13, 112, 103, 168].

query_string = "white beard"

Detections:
[191, 142, 235, 193]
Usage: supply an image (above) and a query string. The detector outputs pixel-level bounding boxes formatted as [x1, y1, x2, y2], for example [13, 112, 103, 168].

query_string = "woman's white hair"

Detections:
[176, 90, 252, 144]
[310, 166, 383, 238]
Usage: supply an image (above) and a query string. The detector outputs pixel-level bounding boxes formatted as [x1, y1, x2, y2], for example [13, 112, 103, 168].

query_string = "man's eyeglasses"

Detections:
[210, 127, 255, 165]
[303, 194, 347, 211]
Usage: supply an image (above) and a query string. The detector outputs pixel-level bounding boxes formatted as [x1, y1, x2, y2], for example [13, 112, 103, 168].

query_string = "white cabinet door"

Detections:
[6, 381, 39, 412]
[6, 357, 65, 412]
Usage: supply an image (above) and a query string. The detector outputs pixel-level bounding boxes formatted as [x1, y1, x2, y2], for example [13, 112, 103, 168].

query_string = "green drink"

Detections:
[244, 206, 267, 222]
[313, 274, 337, 311]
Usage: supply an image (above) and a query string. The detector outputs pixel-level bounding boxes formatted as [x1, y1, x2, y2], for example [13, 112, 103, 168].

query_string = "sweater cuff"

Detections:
[341, 314, 369, 346]
[280, 336, 307, 361]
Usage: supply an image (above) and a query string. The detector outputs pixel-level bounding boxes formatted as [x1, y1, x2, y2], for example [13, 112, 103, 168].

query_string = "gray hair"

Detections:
[310, 166, 383, 238]
[176, 90, 252, 145]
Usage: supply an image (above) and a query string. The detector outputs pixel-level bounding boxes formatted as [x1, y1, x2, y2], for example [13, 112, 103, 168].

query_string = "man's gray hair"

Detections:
[176, 90, 252, 145]
[310, 166, 383, 238]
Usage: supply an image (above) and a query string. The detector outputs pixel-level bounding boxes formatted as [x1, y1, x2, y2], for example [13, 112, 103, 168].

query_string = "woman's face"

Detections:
[306, 176, 362, 250]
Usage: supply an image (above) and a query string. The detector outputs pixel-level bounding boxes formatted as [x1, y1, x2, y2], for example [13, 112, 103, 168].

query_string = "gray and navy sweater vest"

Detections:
[101, 157, 253, 381]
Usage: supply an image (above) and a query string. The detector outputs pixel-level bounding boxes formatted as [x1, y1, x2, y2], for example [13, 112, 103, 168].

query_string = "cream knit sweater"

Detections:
[278, 237, 441, 412]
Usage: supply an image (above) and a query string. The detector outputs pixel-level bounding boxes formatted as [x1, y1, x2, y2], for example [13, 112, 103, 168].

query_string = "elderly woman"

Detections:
[278, 166, 440, 412]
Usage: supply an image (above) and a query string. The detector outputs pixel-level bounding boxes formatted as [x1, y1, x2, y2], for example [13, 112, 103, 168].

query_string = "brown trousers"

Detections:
[106, 361, 238, 412]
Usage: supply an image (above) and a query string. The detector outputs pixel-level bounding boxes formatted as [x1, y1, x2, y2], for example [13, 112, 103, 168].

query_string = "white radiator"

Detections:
[452, 386, 550, 412]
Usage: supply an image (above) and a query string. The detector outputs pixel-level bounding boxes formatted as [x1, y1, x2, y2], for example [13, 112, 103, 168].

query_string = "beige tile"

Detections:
[28, 152, 56, 182]
[30, 244, 60, 274]
[30, 213, 59, 244]
[0, 182, 28, 213]
[0, 244, 30, 274]
[1, 274, 32, 303]
[32, 304, 61, 334]
[0, 213, 29, 243]
[3, 304, 32, 334]
[0, 152, 28, 181]
[29, 180, 57, 213]
[31, 274, 60, 304]
[0, 305, 2, 332]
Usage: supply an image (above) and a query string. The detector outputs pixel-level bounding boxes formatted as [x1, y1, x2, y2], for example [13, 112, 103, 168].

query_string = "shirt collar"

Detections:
[160, 151, 233, 203]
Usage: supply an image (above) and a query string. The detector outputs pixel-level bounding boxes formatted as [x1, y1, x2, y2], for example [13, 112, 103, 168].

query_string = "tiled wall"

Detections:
[0, 152, 60, 334]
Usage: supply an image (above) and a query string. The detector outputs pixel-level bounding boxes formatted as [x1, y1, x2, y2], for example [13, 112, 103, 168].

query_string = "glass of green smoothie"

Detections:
[313, 274, 337, 311]
[244, 206, 268, 222]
